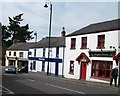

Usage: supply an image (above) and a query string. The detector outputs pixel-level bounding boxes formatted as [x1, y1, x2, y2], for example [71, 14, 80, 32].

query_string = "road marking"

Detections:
[46, 83, 85, 94]
[27, 79, 35, 82]
[0, 85, 14, 94]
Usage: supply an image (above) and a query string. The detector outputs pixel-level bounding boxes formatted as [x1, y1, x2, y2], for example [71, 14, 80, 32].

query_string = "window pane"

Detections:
[91, 61, 112, 79]
[71, 38, 76, 49]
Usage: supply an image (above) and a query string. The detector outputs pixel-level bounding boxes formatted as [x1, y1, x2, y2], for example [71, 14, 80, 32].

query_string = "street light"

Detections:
[34, 31, 37, 57]
[34, 31, 37, 43]
[44, 0, 52, 76]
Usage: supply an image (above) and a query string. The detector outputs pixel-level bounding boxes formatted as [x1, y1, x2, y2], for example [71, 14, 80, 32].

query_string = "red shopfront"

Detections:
[89, 51, 116, 80]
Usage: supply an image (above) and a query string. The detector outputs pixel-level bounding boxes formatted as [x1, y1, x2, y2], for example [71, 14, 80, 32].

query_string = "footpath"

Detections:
[26, 72, 119, 90]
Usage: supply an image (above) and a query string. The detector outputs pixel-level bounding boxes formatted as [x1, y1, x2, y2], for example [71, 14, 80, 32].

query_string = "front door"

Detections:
[80, 62, 87, 80]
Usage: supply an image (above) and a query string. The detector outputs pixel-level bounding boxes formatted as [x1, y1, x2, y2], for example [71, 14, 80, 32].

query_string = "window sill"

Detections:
[70, 48, 76, 50]
[69, 72, 74, 75]
[80, 48, 87, 49]
[96, 47, 105, 49]
[91, 76, 110, 81]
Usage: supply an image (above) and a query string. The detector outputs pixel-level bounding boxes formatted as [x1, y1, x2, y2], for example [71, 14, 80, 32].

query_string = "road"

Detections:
[1, 67, 119, 95]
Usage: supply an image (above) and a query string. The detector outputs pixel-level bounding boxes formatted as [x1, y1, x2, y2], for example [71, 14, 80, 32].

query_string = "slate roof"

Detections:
[7, 42, 35, 51]
[31, 37, 65, 48]
[66, 19, 120, 37]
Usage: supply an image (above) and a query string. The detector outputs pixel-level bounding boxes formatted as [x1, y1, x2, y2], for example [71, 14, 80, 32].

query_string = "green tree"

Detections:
[7, 13, 34, 43]
[2, 13, 34, 65]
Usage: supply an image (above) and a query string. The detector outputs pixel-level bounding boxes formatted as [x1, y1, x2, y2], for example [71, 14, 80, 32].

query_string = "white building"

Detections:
[5, 42, 34, 68]
[28, 27, 66, 77]
[64, 19, 120, 84]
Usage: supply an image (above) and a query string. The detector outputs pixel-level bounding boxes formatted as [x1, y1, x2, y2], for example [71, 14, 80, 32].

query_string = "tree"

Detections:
[2, 13, 34, 65]
[7, 13, 34, 43]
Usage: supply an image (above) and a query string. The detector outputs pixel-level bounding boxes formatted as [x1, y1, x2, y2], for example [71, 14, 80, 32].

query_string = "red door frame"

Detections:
[80, 62, 87, 80]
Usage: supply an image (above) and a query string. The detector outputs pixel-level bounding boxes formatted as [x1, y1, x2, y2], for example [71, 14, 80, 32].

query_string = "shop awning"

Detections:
[76, 53, 90, 62]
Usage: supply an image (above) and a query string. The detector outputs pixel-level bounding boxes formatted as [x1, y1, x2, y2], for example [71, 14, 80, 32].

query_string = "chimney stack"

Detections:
[61, 27, 66, 37]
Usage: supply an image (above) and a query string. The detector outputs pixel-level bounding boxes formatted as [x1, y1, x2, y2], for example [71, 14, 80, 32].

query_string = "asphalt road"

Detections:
[1, 67, 118, 95]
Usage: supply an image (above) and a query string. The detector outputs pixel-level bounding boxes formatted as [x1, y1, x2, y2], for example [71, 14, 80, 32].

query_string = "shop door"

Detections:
[80, 62, 87, 80]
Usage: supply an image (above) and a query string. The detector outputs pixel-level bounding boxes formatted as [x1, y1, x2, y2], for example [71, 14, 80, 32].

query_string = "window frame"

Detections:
[91, 60, 112, 79]
[70, 38, 76, 49]
[81, 37, 87, 49]
[19, 52, 23, 57]
[97, 35, 105, 49]
[14, 52, 16, 56]
[69, 61, 74, 75]
[9, 51, 11, 56]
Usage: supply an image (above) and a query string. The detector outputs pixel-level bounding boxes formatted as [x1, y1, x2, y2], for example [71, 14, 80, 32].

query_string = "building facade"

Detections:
[5, 43, 34, 68]
[28, 28, 66, 76]
[64, 19, 120, 84]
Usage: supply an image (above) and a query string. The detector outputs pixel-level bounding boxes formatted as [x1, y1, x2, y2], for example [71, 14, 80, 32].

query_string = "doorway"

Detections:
[80, 62, 87, 80]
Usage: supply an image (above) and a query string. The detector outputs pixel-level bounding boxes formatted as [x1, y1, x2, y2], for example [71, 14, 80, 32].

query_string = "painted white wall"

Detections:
[28, 47, 64, 76]
[5, 50, 28, 67]
[64, 30, 119, 83]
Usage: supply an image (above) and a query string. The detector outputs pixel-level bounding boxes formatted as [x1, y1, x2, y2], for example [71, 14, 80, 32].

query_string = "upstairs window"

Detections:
[97, 35, 105, 49]
[19, 52, 23, 57]
[56, 47, 59, 57]
[43, 48, 45, 57]
[9, 52, 11, 56]
[81, 37, 87, 49]
[14, 52, 16, 56]
[70, 38, 76, 49]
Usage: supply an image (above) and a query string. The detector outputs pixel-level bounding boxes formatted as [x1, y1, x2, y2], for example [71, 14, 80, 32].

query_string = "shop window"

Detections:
[91, 61, 112, 79]
[97, 35, 105, 49]
[70, 38, 76, 49]
[19, 52, 23, 57]
[69, 61, 74, 74]
[9, 51, 11, 56]
[14, 52, 16, 56]
[81, 37, 87, 49]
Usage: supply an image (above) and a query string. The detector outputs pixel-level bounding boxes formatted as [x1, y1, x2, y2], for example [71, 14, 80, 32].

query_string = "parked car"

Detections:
[18, 65, 28, 73]
[5, 66, 17, 74]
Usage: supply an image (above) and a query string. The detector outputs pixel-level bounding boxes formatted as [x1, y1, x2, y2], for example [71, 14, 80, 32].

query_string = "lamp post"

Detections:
[44, 1, 52, 76]
[34, 31, 37, 43]
[34, 31, 37, 57]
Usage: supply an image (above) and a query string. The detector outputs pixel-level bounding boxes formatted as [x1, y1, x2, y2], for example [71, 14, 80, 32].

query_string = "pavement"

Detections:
[25, 71, 119, 90]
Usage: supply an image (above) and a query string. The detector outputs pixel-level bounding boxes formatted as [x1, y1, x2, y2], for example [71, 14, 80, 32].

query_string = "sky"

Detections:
[0, 0, 119, 42]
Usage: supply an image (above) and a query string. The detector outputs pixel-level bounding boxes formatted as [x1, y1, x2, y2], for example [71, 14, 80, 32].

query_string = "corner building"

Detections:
[64, 19, 120, 84]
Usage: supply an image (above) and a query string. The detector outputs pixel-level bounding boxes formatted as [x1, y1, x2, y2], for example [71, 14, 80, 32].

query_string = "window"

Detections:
[33, 61, 36, 70]
[70, 38, 76, 49]
[97, 35, 105, 48]
[91, 61, 112, 79]
[69, 61, 74, 74]
[56, 47, 59, 57]
[43, 48, 45, 57]
[19, 52, 23, 57]
[81, 37, 87, 49]
[14, 52, 16, 56]
[9, 52, 11, 56]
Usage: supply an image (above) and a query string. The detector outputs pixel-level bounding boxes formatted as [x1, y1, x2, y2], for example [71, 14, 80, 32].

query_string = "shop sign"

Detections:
[89, 51, 115, 57]
[28, 57, 62, 63]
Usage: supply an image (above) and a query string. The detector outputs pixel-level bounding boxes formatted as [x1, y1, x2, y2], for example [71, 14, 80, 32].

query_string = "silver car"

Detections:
[5, 66, 17, 74]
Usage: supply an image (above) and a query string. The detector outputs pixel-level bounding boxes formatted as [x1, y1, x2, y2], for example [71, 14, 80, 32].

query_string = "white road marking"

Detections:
[0, 85, 14, 94]
[27, 79, 35, 82]
[46, 83, 85, 94]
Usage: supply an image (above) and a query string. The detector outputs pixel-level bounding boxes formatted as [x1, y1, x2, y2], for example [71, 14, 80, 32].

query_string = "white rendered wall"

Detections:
[64, 30, 119, 83]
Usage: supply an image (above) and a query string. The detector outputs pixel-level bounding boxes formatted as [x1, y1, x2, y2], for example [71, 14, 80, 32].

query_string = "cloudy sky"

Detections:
[1, 0, 119, 42]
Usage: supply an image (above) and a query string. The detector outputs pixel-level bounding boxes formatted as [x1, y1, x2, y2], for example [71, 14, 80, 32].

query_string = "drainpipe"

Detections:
[62, 46, 65, 78]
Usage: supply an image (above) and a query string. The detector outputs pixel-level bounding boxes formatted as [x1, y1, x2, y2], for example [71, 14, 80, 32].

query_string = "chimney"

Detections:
[61, 27, 66, 37]
[13, 38, 17, 44]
